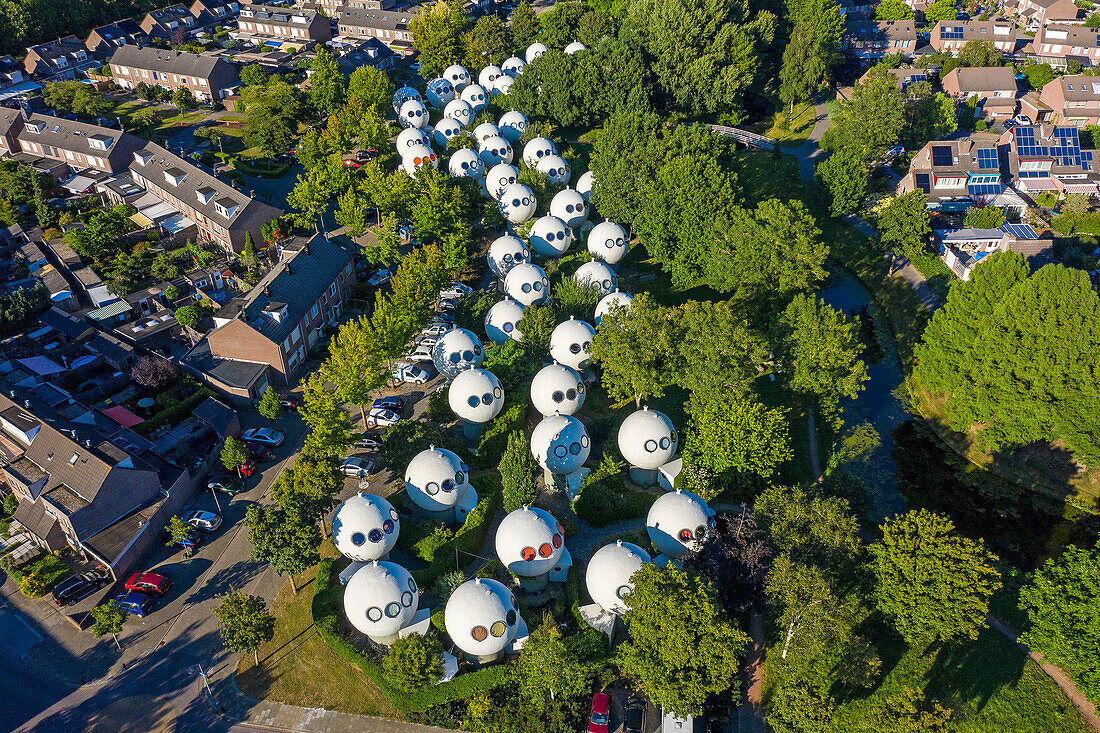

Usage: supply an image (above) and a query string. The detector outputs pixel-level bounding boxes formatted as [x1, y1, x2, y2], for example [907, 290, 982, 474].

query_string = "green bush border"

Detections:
[410, 476, 501, 590]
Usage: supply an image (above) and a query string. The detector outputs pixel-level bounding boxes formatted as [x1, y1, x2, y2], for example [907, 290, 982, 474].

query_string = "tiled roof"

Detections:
[338, 8, 412, 31]
[110, 45, 232, 80]
[946, 66, 1017, 92]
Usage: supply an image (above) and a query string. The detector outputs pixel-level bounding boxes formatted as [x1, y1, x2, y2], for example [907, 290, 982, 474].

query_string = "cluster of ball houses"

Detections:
[327, 47, 718, 677]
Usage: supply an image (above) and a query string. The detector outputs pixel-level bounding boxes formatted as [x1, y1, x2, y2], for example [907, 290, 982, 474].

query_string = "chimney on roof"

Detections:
[70, 429, 78, 439]
[84, 438, 93, 448]
[285, 262, 292, 276]
[264, 284, 271, 297]
[303, 241, 310, 255]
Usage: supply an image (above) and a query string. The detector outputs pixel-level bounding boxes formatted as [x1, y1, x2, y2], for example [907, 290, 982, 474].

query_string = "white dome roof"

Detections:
[443, 63, 471, 91]
[495, 506, 566, 576]
[344, 561, 418, 638]
[485, 163, 520, 202]
[433, 117, 464, 148]
[526, 42, 548, 63]
[460, 83, 490, 112]
[618, 407, 678, 470]
[448, 148, 485, 179]
[397, 127, 431, 152]
[586, 221, 629, 264]
[443, 98, 474, 128]
[473, 122, 500, 141]
[564, 40, 587, 55]
[646, 490, 715, 560]
[425, 76, 456, 108]
[392, 85, 422, 113]
[401, 144, 438, 176]
[528, 215, 571, 258]
[478, 65, 504, 88]
[530, 362, 585, 416]
[398, 98, 429, 129]
[445, 578, 521, 656]
[477, 135, 513, 166]
[549, 188, 589, 229]
[485, 298, 526, 344]
[504, 262, 549, 306]
[536, 154, 571, 185]
[522, 137, 557, 168]
[574, 260, 617, 297]
[531, 413, 590, 473]
[595, 289, 633, 325]
[332, 492, 400, 562]
[498, 110, 529, 142]
[448, 367, 505, 423]
[431, 327, 485, 378]
[405, 446, 471, 511]
[498, 183, 537, 225]
[487, 234, 529, 276]
[493, 75, 513, 96]
[502, 56, 526, 77]
[576, 170, 595, 200]
[586, 540, 651, 615]
[549, 317, 596, 371]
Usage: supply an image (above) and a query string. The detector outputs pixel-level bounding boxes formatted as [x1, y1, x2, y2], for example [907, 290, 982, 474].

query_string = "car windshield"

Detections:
[591, 712, 609, 725]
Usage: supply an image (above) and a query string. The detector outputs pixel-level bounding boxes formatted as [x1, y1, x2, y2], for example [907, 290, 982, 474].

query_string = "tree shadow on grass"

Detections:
[920, 628, 1027, 714]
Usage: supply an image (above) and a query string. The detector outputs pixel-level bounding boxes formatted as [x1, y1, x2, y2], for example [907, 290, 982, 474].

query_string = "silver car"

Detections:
[340, 456, 375, 477]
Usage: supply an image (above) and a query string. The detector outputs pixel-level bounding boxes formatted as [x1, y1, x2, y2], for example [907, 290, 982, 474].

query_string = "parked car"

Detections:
[341, 158, 362, 169]
[242, 428, 284, 446]
[247, 442, 274, 461]
[355, 148, 378, 161]
[624, 697, 647, 733]
[52, 568, 111, 607]
[353, 436, 382, 451]
[884, 145, 905, 159]
[115, 591, 157, 617]
[588, 692, 610, 733]
[159, 526, 202, 552]
[416, 336, 438, 349]
[372, 396, 405, 413]
[207, 479, 243, 495]
[340, 456, 375, 477]
[367, 269, 392, 287]
[366, 408, 401, 427]
[405, 344, 434, 362]
[438, 299, 457, 312]
[1015, 114, 1033, 125]
[410, 62, 422, 72]
[393, 364, 430, 384]
[429, 313, 454, 326]
[124, 572, 172, 597]
[185, 510, 223, 532]
[224, 458, 257, 478]
[439, 282, 472, 299]
[278, 396, 298, 411]
[421, 323, 450, 338]
[1003, 119, 1018, 129]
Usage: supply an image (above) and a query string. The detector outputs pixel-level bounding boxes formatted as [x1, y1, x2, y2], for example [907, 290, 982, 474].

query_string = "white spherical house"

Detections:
[646, 489, 715, 561]
[531, 413, 591, 475]
[392, 85, 422, 113]
[448, 367, 505, 423]
[504, 262, 550, 306]
[574, 261, 618, 297]
[445, 578, 524, 662]
[431, 327, 485, 378]
[618, 407, 678, 470]
[525, 42, 548, 63]
[396, 127, 431, 153]
[405, 446, 476, 520]
[536, 154, 571, 186]
[484, 298, 526, 344]
[460, 83, 490, 112]
[498, 183, 537, 224]
[401, 144, 439, 176]
[576, 170, 595, 201]
[498, 110, 529, 143]
[528, 215, 571, 258]
[502, 56, 526, 77]
[473, 122, 501, 142]
[586, 540, 651, 616]
[530, 362, 585, 417]
[487, 234, 529, 276]
[549, 317, 596, 371]
[343, 561, 419, 643]
[594, 289, 633, 325]
[433, 117, 464, 148]
[448, 148, 485, 180]
[478, 135, 514, 167]
[443, 63, 471, 91]
[398, 98, 430, 129]
[550, 188, 589, 229]
[522, 137, 557, 168]
[332, 492, 400, 562]
[485, 163, 520, 201]
[425, 77, 456, 108]
[479, 65, 505, 89]
[564, 40, 587, 55]
[443, 98, 474, 128]
[495, 506, 569, 589]
[586, 221, 629, 265]
[493, 75, 514, 96]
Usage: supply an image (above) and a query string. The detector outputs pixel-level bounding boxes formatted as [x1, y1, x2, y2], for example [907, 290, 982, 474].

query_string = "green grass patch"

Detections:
[7, 553, 72, 592]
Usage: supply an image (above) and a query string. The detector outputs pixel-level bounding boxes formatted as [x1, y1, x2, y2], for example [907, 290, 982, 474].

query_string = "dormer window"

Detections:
[134, 150, 154, 166]
[25, 121, 44, 134]
[263, 301, 288, 322]
[214, 197, 239, 218]
[164, 167, 186, 186]
[197, 186, 217, 204]
[88, 134, 112, 151]
[56, 56, 68, 67]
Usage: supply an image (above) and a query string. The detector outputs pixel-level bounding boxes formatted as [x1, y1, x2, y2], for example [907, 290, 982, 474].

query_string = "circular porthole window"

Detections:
[569, 442, 580, 455]
[552, 390, 564, 403]
[570, 343, 581, 354]
[367, 607, 382, 622]
[455, 472, 465, 484]
[409, 578, 417, 593]
[385, 602, 401, 618]
[552, 534, 562, 548]
[506, 609, 517, 625]
[442, 479, 455, 492]
[521, 546, 536, 561]
[482, 393, 493, 405]
[467, 396, 480, 408]
[554, 445, 568, 458]
[645, 439, 658, 452]
[580, 436, 589, 448]
[426, 482, 440, 495]
[522, 283, 532, 293]
[490, 621, 507, 637]
[566, 389, 576, 400]
[503, 322, 514, 333]
[390, 509, 399, 521]
[616, 585, 631, 599]
[679, 529, 693, 542]
[471, 625, 488, 641]
[350, 532, 366, 546]
[401, 591, 413, 607]
[383, 519, 394, 534]
[368, 529, 383, 543]
[660, 437, 670, 450]
[538, 543, 553, 557]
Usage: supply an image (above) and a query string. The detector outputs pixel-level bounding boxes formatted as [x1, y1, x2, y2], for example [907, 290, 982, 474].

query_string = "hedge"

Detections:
[311, 557, 512, 713]
[133, 386, 215, 436]
[473, 401, 524, 469]
[411, 476, 501, 589]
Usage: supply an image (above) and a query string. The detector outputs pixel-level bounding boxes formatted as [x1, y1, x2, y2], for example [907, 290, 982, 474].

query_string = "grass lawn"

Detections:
[763, 101, 818, 149]
[17, 553, 71, 590]
[235, 546, 400, 719]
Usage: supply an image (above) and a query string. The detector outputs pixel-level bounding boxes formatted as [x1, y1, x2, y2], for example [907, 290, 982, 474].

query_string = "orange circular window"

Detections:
[521, 547, 536, 561]
[538, 543, 553, 557]
[471, 625, 488, 641]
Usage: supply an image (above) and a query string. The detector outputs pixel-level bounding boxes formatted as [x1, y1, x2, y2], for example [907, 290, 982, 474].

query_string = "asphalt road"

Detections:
[0, 645, 72, 731]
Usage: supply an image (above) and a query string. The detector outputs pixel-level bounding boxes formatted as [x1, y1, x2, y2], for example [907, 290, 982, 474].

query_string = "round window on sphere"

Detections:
[605, 239, 614, 248]
[583, 341, 592, 350]
[538, 543, 553, 557]
[479, 393, 491, 405]
[368, 529, 383, 543]
[533, 282, 543, 291]
[442, 479, 455, 492]
[460, 161, 469, 170]
[503, 253, 513, 263]
[696, 525, 707, 539]
[616, 584, 631, 600]
[566, 389, 576, 400]
[426, 482, 440, 495]
[385, 602, 401, 618]
[471, 626, 488, 641]
[679, 529, 693, 542]
[521, 547, 536, 561]
[522, 283, 532, 293]
[467, 395, 479, 408]
[557, 523, 565, 534]
[409, 578, 418, 593]
[490, 621, 507, 637]
[708, 516, 716, 529]
[569, 442, 580, 455]
[660, 437, 670, 450]
[671, 430, 678, 444]
[503, 322, 514, 333]
[645, 439, 658, 452]
[522, 197, 531, 205]
[367, 607, 383, 622]
[401, 591, 413, 607]
[390, 509, 399, 521]
[506, 609, 517, 625]
[462, 349, 473, 360]
[552, 390, 564, 402]
[570, 343, 581, 354]
[552, 534, 562, 548]
[350, 531, 366, 546]
[512, 198, 520, 207]
[554, 445, 568, 458]
[578, 384, 585, 394]
[455, 471, 465, 484]
[450, 352, 461, 364]
[566, 204, 574, 213]
[581, 436, 589, 447]
[383, 519, 395, 534]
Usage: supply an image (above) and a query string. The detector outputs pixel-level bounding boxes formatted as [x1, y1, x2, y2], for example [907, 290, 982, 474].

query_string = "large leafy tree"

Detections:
[323, 316, 386, 422]
[766, 554, 851, 662]
[779, 0, 843, 110]
[500, 431, 540, 512]
[244, 504, 321, 594]
[873, 0, 913, 18]
[509, 2, 541, 48]
[620, 564, 747, 717]
[515, 611, 594, 701]
[816, 149, 868, 216]
[755, 484, 862, 571]
[213, 588, 276, 665]
[463, 15, 510, 66]
[90, 600, 128, 650]
[221, 437, 249, 476]
[957, 39, 999, 66]
[871, 509, 1000, 644]
[409, 0, 469, 77]
[903, 82, 958, 149]
[243, 80, 305, 156]
[1019, 542, 1100, 704]
[923, 0, 957, 21]
[299, 373, 356, 457]
[686, 506, 772, 618]
[589, 292, 678, 407]
[539, 1, 586, 47]
[409, 168, 472, 269]
[269, 444, 342, 521]
[682, 392, 792, 484]
[347, 66, 394, 113]
[383, 633, 444, 688]
[877, 190, 930, 262]
[309, 47, 345, 116]
[675, 299, 768, 405]
[825, 65, 905, 162]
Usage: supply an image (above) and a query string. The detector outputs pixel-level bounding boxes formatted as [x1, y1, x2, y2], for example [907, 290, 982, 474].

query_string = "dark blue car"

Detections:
[115, 591, 156, 617]
[372, 396, 405, 413]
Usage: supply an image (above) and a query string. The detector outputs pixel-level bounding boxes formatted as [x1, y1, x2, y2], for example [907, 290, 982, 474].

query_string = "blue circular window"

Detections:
[350, 532, 366, 546]
[368, 529, 383, 543]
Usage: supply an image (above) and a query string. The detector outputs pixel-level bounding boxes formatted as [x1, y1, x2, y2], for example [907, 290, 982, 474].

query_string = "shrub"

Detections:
[19, 571, 46, 597]
[427, 389, 450, 421]
[412, 477, 501, 589]
[414, 523, 454, 562]
[383, 633, 444, 689]
[474, 401, 525, 468]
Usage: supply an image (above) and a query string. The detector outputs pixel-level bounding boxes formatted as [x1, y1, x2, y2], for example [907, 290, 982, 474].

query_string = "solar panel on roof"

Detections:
[931, 145, 953, 167]
[977, 148, 998, 169]
[1001, 223, 1038, 239]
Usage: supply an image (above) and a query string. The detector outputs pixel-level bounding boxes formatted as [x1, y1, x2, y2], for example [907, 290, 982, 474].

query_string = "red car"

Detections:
[341, 158, 361, 168]
[224, 458, 257, 477]
[125, 571, 172, 596]
[246, 442, 273, 461]
[588, 692, 610, 733]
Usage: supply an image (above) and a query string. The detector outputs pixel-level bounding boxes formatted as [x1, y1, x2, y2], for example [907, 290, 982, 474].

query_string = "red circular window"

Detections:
[521, 547, 536, 561]
[679, 529, 693, 541]
[538, 543, 553, 557]
[552, 534, 562, 548]
[556, 523, 564, 535]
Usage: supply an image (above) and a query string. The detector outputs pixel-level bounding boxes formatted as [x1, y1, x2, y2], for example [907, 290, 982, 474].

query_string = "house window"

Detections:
[310, 304, 319, 320]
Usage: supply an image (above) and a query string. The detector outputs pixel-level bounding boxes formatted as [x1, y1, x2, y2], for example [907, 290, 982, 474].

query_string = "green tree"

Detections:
[765, 553, 851, 662]
[577, 9, 613, 46]
[683, 393, 792, 485]
[825, 65, 905, 162]
[675, 299, 767, 405]
[243, 79, 305, 156]
[509, 2, 541, 48]
[245, 504, 321, 594]
[877, 191, 930, 261]
[287, 166, 333, 232]
[766, 677, 836, 733]
[872, 686, 953, 733]
[90, 600, 128, 650]
[872, 509, 1001, 644]
[299, 373, 356, 456]
[780, 25, 826, 112]
[1019, 542, 1100, 704]
[409, 168, 472, 269]
[269, 444, 342, 522]
[165, 515, 194, 546]
[516, 305, 556, 356]
[963, 204, 1006, 229]
[323, 317, 386, 423]
[500, 431, 539, 512]
[539, 1, 586, 47]
[1023, 63, 1055, 91]
[923, 0, 957, 21]
[816, 150, 868, 216]
[904, 83, 958, 149]
[515, 611, 594, 700]
[957, 39, 999, 67]
[347, 65, 395, 113]
[309, 47, 345, 116]
[151, 252, 180, 281]
[335, 188, 370, 238]
[240, 63, 269, 87]
[296, 129, 329, 173]
[213, 588, 276, 665]
[589, 292, 677, 407]
[754, 484, 862, 571]
[409, 0, 470, 77]
[64, 205, 132, 261]
[383, 633, 444, 688]
[463, 14, 511, 66]
[874, 0, 913, 18]
[620, 563, 747, 717]
[258, 386, 281, 420]
[221, 436, 250, 475]
[172, 87, 198, 110]
[174, 305, 201, 329]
